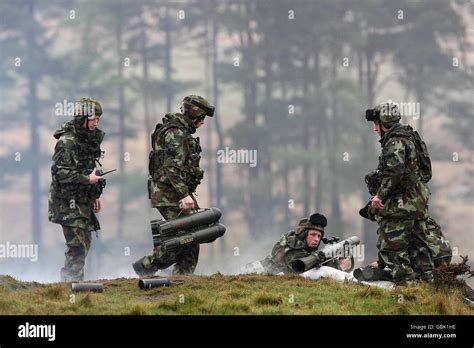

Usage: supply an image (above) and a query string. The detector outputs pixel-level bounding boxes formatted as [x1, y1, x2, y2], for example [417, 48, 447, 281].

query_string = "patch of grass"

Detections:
[78, 294, 93, 308]
[40, 284, 67, 300]
[0, 274, 472, 315]
[0, 298, 13, 311]
[126, 303, 147, 315]
[227, 290, 244, 299]
[224, 303, 251, 313]
[157, 302, 180, 313]
[254, 294, 283, 306]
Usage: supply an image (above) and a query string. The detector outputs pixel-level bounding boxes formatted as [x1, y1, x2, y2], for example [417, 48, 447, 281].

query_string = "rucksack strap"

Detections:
[151, 123, 180, 150]
[388, 126, 432, 184]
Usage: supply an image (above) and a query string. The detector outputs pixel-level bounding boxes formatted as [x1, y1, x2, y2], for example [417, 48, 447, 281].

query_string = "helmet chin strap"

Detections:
[84, 116, 96, 131]
[193, 117, 204, 126]
[380, 123, 392, 137]
[376, 121, 386, 138]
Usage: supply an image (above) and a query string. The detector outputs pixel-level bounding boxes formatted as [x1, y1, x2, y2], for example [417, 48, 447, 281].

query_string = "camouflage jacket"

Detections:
[148, 113, 203, 208]
[48, 120, 105, 231]
[261, 231, 340, 274]
[374, 124, 429, 220]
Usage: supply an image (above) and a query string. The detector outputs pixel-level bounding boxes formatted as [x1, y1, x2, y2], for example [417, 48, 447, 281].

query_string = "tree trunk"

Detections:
[211, 1, 226, 254]
[140, 18, 152, 158]
[241, 2, 260, 237]
[27, 0, 42, 255]
[415, 66, 424, 134]
[362, 47, 378, 261]
[262, 47, 274, 230]
[302, 52, 311, 216]
[281, 78, 292, 229]
[116, 2, 126, 239]
[328, 50, 342, 235]
[164, 5, 172, 112]
[204, 10, 215, 260]
[313, 50, 323, 213]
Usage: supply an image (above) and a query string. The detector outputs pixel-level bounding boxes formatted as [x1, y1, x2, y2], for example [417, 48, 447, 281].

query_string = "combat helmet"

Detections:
[365, 102, 401, 128]
[179, 95, 215, 119]
[295, 213, 327, 239]
[74, 97, 102, 122]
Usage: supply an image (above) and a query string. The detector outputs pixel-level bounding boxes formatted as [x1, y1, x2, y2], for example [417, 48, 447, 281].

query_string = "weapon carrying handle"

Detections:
[190, 193, 200, 212]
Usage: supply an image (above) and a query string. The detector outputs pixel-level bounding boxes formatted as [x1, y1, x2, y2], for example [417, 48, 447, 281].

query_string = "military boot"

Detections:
[354, 266, 392, 281]
[418, 272, 434, 283]
[132, 258, 157, 277]
[393, 272, 423, 286]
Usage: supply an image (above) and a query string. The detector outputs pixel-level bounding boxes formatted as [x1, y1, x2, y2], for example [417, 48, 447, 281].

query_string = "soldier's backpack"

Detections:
[392, 125, 433, 182]
[409, 128, 432, 182]
[148, 115, 180, 179]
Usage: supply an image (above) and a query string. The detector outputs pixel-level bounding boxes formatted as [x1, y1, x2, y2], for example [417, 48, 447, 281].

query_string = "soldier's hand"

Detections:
[93, 198, 102, 213]
[180, 195, 195, 210]
[338, 257, 352, 272]
[371, 195, 384, 209]
[88, 168, 101, 184]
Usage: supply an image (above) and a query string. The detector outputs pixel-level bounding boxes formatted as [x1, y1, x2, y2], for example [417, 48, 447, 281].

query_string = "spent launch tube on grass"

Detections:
[71, 283, 104, 293]
[139, 278, 171, 290]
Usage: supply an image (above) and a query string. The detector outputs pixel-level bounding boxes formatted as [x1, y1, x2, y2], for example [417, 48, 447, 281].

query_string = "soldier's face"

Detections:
[83, 116, 100, 130]
[373, 122, 382, 136]
[194, 116, 205, 128]
[305, 230, 322, 248]
[373, 121, 388, 137]
[373, 122, 381, 136]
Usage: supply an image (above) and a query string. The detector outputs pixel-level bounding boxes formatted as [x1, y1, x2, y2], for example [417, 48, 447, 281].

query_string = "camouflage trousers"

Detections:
[423, 216, 452, 267]
[60, 225, 92, 282]
[137, 206, 200, 275]
[376, 218, 434, 282]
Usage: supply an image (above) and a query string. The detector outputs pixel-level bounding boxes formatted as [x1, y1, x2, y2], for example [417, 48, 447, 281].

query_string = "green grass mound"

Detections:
[0, 274, 471, 315]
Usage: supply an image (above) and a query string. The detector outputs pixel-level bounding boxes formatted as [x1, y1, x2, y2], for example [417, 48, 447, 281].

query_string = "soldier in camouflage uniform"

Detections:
[132, 95, 215, 276]
[361, 202, 452, 273]
[261, 213, 352, 274]
[361, 102, 452, 283]
[421, 216, 452, 267]
[48, 97, 106, 282]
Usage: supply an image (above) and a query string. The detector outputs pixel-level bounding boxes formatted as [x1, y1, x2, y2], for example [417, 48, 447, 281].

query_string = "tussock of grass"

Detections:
[158, 302, 179, 312]
[0, 274, 472, 315]
[126, 303, 146, 315]
[78, 294, 93, 308]
[0, 275, 43, 291]
[40, 284, 67, 300]
[253, 293, 283, 306]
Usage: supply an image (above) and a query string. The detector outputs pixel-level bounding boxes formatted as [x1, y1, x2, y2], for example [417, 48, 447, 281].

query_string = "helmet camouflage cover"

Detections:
[180, 95, 215, 119]
[74, 97, 103, 119]
[365, 102, 401, 125]
[295, 213, 327, 238]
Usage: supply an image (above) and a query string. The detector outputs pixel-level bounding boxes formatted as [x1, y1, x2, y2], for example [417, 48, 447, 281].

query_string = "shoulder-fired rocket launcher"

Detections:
[291, 236, 361, 273]
[151, 207, 226, 253]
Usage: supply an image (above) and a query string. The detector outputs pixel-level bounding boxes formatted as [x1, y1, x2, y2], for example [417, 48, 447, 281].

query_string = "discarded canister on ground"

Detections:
[138, 278, 170, 290]
[71, 283, 104, 293]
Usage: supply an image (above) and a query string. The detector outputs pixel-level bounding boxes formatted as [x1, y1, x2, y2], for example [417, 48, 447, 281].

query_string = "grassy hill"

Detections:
[0, 274, 472, 315]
